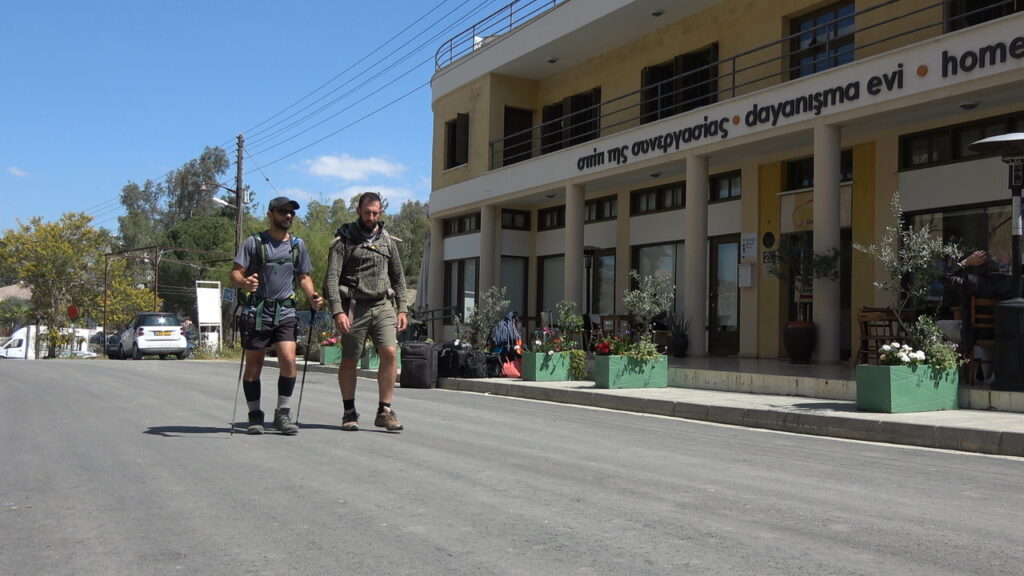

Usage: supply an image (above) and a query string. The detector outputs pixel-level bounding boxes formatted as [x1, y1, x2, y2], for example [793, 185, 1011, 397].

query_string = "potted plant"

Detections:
[593, 270, 675, 388]
[854, 191, 963, 412]
[667, 309, 690, 358]
[855, 318, 961, 412]
[319, 330, 342, 365]
[521, 300, 587, 381]
[765, 233, 839, 363]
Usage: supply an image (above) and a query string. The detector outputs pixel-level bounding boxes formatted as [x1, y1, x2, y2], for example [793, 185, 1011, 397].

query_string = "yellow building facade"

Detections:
[428, 0, 1024, 362]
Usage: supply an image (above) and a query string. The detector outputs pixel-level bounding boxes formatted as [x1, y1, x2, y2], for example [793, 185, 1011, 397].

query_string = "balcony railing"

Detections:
[488, 0, 1022, 169]
[435, 0, 568, 70]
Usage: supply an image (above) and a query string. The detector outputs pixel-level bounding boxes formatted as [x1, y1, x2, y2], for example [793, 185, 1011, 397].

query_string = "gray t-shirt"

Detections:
[234, 231, 313, 324]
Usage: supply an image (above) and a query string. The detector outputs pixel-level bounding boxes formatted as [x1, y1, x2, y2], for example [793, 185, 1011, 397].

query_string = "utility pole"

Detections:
[234, 133, 245, 255]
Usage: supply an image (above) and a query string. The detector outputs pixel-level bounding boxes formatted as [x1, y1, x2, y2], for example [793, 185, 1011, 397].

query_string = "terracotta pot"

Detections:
[783, 321, 816, 364]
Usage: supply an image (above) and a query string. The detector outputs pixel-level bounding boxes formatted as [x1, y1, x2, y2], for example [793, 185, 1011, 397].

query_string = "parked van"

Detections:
[0, 326, 100, 359]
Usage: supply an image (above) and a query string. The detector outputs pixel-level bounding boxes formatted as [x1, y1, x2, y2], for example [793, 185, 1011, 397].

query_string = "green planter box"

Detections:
[521, 351, 571, 381]
[360, 346, 400, 370]
[320, 345, 342, 366]
[856, 364, 959, 413]
[594, 355, 668, 389]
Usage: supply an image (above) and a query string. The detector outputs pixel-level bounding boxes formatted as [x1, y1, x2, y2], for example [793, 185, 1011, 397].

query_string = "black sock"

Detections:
[343, 399, 356, 412]
[278, 376, 296, 398]
[378, 402, 391, 413]
[243, 380, 261, 413]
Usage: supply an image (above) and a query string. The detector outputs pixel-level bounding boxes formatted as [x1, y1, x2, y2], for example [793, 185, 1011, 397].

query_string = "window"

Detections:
[540, 88, 601, 154]
[909, 203, 1012, 305]
[631, 181, 685, 215]
[901, 112, 1021, 169]
[633, 242, 686, 319]
[444, 258, 478, 323]
[789, 2, 855, 79]
[444, 113, 469, 169]
[442, 212, 480, 237]
[946, 0, 1023, 32]
[585, 195, 618, 223]
[501, 209, 530, 230]
[538, 206, 565, 231]
[538, 255, 565, 318]
[503, 107, 533, 166]
[587, 249, 616, 315]
[784, 150, 853, 191]
[710, 171, 741, 202]
[641, 44, 719, 124]
[501, 257, 529, 318]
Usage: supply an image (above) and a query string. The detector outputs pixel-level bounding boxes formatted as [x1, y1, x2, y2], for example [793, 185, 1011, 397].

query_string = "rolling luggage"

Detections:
[399, 341, 438, 389]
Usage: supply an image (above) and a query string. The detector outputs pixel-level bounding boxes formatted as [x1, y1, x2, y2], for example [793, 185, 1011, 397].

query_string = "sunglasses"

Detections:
[274, 208, 296, 216]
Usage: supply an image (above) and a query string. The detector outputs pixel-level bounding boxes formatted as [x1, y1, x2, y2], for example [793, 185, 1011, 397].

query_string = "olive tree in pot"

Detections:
[765, 233, 839, 363]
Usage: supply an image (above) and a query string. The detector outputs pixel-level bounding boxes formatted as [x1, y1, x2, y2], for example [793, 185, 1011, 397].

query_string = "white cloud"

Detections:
[330, 185, 418, 210]
[7, 166, 29, 177]
[305, 154, 405, 181]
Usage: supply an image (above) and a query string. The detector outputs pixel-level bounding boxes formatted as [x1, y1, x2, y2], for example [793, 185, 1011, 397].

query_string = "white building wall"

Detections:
[500, 230, 532, 257]
[899, 157, 1008, 212]
[443, 234, 480, 260]
[708, 201, 743, 237]
[583, 220, 618, 250]
[630, 211, 686, 245]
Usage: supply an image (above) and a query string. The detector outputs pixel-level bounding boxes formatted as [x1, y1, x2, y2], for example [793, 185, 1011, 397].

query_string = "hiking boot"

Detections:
[246, 410, 265, 435]
[374, 408, 403, 431]
[341, 409, 360, 432]
[273, 408, 299, 435]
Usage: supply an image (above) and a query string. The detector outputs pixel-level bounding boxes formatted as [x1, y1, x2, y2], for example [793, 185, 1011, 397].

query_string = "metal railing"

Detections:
[435, 0, 568, 69]
[488, 0, 1021, 169]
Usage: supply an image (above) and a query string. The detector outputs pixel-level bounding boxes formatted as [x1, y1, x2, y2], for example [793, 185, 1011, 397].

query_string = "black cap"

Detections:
[268, 196, 300, 211]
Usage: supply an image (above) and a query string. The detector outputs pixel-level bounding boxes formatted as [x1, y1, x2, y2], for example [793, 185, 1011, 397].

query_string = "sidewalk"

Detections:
[289, 360, 1024, 458]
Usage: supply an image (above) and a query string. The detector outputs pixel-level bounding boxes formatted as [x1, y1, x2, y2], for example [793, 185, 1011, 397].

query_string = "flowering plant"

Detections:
[321, 330, 339, 347]
[528, 326, 565, 355]
[878, 342, 927, 366]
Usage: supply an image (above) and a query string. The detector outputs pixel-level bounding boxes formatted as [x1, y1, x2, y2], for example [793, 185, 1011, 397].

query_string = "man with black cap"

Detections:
[230, 196, 323, 435]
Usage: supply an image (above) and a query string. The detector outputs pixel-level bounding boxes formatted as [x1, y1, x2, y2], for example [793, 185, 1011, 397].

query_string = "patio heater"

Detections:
[968, 133, 1024, 391]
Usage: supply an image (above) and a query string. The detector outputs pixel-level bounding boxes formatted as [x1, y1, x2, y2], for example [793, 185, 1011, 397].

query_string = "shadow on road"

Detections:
[144, 425, 231, 437]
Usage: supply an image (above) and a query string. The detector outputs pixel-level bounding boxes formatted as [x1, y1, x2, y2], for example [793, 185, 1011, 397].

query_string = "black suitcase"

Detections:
[399, 341, 438, 389]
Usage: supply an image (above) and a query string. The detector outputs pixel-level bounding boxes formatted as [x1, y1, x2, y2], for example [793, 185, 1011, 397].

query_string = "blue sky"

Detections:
[0, 1, 499, 233]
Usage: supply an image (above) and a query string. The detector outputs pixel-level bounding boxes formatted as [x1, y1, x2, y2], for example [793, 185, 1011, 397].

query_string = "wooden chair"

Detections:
[856, 307, 904, 365]
[966, 297, 1000, 385]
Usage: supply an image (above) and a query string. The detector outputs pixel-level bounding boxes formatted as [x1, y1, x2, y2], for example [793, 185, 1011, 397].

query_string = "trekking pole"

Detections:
[230, 317, 246, 436]
[295, 307, 316, 425]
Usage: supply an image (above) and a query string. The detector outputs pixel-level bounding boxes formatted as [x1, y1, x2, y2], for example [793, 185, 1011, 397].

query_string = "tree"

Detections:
[159, 216, 236, 313]
[0, 297, 34, 334]
[0, 213, 108, 356]
[387, 200, 430, 289]
[163, 146, 230, 225]
[104, 258, 158, 331]
[118, 179, 164, 251]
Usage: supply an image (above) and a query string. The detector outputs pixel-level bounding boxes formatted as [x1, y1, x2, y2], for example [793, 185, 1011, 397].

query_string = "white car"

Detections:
[119, 313, 188, 360]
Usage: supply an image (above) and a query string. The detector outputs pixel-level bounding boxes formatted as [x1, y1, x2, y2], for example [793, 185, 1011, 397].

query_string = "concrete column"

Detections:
[479, 205, 498, 291]
[685, 155, 709, 357]
[813, 122, 841, 363]
[428, 217, 445, 339]
[564, 184, 585, 314]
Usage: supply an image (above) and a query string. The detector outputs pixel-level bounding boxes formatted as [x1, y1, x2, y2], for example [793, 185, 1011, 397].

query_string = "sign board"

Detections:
[196, 281, 222, 325]
[223, 288, 234, 303]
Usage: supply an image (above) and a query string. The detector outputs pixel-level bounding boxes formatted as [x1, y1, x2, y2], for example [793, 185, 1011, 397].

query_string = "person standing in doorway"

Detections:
[325, 192, 408, 431]
[231, 196, 323, 435]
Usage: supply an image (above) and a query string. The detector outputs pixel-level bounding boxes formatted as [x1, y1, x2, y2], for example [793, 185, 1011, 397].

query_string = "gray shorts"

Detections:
[341, 299, 397, 359]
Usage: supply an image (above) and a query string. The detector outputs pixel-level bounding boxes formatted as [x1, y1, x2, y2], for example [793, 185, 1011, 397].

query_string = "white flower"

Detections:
[880, 344, 893, 353]
[898, 352, 911, 363]
[912, 350, 926, 362]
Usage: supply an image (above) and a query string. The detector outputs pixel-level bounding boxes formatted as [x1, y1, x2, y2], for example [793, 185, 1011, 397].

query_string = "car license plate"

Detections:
[155, 330, 172, 336]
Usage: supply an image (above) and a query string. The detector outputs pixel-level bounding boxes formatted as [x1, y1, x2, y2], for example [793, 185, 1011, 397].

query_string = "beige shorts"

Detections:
[341, 298, 398, 359]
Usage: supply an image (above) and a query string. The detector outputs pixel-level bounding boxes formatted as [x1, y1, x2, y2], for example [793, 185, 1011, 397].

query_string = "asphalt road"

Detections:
[1, 359, 1022, 576]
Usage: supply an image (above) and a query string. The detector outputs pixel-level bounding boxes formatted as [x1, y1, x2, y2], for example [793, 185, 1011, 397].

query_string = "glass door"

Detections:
[709, 235, 739, 355]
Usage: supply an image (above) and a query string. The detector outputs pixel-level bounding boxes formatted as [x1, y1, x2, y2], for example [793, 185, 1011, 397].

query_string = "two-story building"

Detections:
[426, 0, 1024, 363]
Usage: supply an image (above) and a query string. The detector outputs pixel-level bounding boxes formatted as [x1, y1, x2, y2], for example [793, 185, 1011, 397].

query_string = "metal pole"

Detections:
[1011, 162, 1024, 298]
[295, 308, 316, 425]
[103, 254, 109, 358]
[234, 134, 245, 255]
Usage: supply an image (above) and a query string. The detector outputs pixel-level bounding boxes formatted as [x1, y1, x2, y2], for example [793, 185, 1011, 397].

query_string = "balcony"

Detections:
[485, 0, 1024, 170]
[434, 0, 569, 70]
